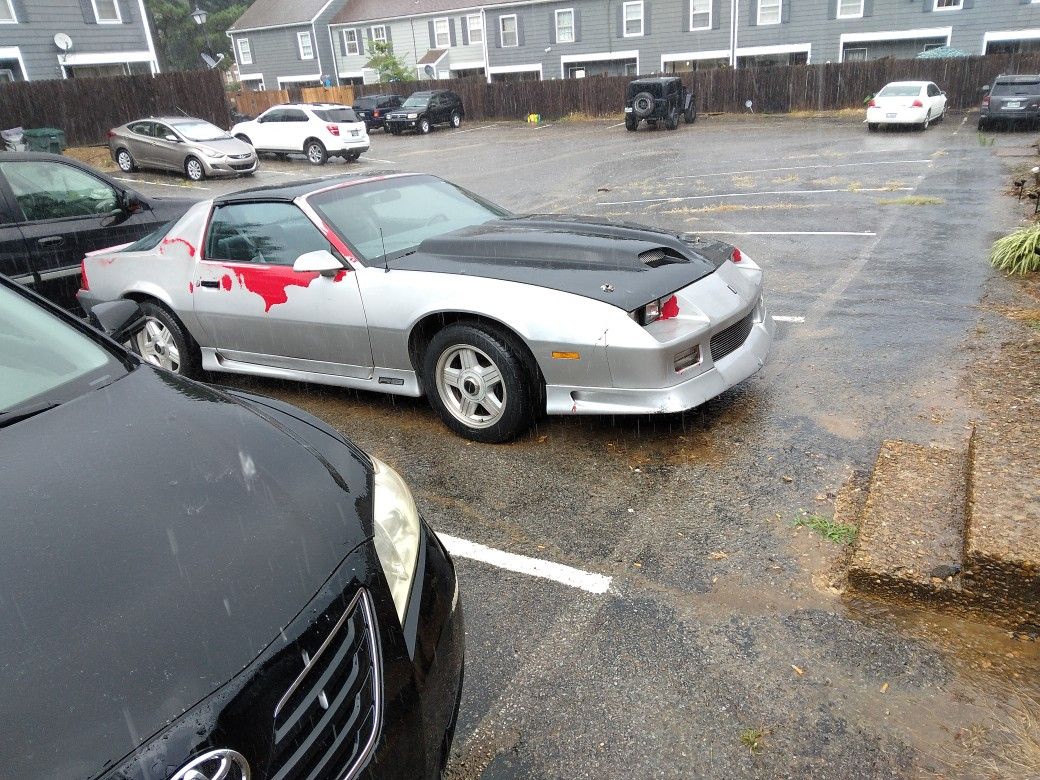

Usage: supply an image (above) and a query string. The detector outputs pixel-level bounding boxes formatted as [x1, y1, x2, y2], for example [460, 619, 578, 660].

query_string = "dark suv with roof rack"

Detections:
[979, 74, 1040, 130]
[385, 90, 464, 135]
[624, 76, 697, 131]
[353, 94, 404, 131]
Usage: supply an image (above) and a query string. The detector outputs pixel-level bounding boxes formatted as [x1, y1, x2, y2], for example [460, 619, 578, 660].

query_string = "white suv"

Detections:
[231, 103, 370, 165]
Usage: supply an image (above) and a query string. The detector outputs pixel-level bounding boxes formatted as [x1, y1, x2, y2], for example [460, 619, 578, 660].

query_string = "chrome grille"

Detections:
[269, 590, 381, 780]
[709, 309, 755, 363]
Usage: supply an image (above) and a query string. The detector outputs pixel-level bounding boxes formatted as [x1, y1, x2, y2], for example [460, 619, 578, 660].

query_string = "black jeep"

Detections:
[624, 77, 697, 131]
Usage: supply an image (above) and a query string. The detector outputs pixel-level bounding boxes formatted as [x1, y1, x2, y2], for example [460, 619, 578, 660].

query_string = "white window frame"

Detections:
[933, 0, 963, 9]
[236, 37, 253, 66]
[434, 18, 451, 48]
[0, 0, 17, 24]
[757, 0, 781, 25]
[837, 0, 863, 19]
[499, 15, 518, 47]
[622, 1, 644, 37]
[555, 9, 575, 43]
[690, 0, 711, 30]
[343, 29, 360, 56]
[297, 30, 314, 60]
[843, 46, 867, 60]
[91, 0, 122, 24]
[371, 25, 387, 45]
[466, 14, 483, 44]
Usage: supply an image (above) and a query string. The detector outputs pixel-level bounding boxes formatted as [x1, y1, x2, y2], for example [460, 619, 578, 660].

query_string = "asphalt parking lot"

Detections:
[120, 113, 1040, 778]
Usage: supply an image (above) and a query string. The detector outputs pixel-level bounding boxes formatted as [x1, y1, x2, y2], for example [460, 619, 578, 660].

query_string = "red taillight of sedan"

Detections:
[911, 99, 924, 108]
[80, 260, 89, 291]
[731, 248, 743, 264]
[106, 129, 115, 139]
[327, 124, 340, 136]
[867, 99, 877, 108]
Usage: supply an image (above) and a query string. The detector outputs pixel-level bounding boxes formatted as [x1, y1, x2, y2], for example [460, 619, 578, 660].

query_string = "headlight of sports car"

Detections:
[371, 456, 420, 624]
[407, 113, 419, 119]
[631, 294, 677, 326]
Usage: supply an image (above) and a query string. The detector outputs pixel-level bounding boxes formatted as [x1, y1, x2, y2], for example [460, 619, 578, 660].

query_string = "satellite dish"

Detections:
[201, 52, 225, 69]
[54, 33, 73, 52]
[423, 64, 435, 78]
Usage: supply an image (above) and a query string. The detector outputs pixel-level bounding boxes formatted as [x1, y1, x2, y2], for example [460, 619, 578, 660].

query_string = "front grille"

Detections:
[229, 153, 252, 160]
[268, 590, 381, 780]
[229, 162, 254, 170]
[709, 309, 755, 363]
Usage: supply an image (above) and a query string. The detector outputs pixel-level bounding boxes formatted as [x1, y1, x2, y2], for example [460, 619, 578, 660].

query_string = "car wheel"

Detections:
[234, 133, 252, 145]
[345, 151, 361, 162]
[867, 122, 879, 132]
[977, 119, 988, 132]
[684, 102, 697, 123]
[419, 117, 431, 134]
[116, 148, 137, 173]
[632, 91, 655, 118]
[665, 109, 679, 130]
[134, 301, 200, 377]
[184, 156, 205, 182]
[920, 114, 931, 131]
[423, 323, 537, 443]
[625, 116, 638, 131]
[450, 110, 462, 128]
[305, 140, 328, 165]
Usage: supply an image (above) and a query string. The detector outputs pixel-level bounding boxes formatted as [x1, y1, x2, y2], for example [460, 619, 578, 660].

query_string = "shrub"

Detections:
[990, 223, 1040, 275]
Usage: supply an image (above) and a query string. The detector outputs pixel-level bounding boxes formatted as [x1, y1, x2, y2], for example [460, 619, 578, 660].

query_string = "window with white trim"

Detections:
[757, 0, 781, 25]
[934, 0, 963, 8]
[467, 14, 483, 44]
[237, 37, 252, 65]
[92, 0, 122, 23]
[434, 18, 451, 48]
[343, 29, 360, 56]
[0, 0, 17, 23]
[297, 31, 314, 60]
[691, 0, 711, 30]
[837, 0, 863, 18]
[499, 15, 518, 47]
[556, 9, 575, 43]
[623, 1, 643, 36]
[843, 47, 866, 61]
[371, 25, 387, 45]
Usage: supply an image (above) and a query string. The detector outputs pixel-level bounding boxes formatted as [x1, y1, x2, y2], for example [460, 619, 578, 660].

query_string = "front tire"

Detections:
[305, 139, 328, 165]
[134, 301, 201, 377]
[423, 323, 537, 443]
[184, 156, 205, 182]
[419, 117, 431, 134]
[450, 110, 462, 128]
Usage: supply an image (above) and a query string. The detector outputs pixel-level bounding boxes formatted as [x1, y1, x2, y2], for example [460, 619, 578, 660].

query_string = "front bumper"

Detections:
[545, 302, 775, 415]
[200, 156, 259, 176]
[386, 119, 419, 131]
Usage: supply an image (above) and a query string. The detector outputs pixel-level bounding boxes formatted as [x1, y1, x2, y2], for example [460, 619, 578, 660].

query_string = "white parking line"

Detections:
[773, 316, 806, 323]
[437, 533, 612, 594]
[665, 159, 932, 180]
[452, 123, 502, 134]
[694, 230, 877, 236]
[607, 122, 627, 129]
[114, 177, 209, 191]
[600, 186, 912, 206]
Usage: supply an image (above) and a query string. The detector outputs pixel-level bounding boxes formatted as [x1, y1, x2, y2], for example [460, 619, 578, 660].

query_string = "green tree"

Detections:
[145, 0, 247, 73]
[367, 41, 415, 84]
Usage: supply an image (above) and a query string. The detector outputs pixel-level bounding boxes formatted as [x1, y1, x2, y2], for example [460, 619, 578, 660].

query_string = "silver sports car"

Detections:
[77, 173, 774, 442]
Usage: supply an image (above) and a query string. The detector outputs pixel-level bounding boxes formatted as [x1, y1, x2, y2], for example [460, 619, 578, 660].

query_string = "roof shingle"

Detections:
[332, 0, 517, 25]
[229, 0, 333, 32]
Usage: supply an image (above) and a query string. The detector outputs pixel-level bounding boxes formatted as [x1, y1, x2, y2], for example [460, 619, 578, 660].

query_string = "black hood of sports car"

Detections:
[390, 215, 729, 309]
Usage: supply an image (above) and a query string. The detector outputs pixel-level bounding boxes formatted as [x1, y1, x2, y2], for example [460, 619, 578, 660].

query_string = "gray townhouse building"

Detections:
[0, 0, 159, 82]
[229, 0, 1040, 87]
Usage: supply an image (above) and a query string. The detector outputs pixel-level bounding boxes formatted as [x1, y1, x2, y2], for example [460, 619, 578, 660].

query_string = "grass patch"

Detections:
[739, 728, 769, 754]
[559, 111, 613, 122]
[990, 223, 1040, 275]
[663, 203, 821, 216]
[772, 174, 798, 184]
[877, 195, 945, 206]
[882, 180, 907, 191]
[977, 133, 996, 147]
[731, 175, 756, 188]
[794, 514, 858, 545]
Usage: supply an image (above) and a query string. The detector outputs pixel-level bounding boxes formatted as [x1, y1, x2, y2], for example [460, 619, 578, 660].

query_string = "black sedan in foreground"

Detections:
[0, 276, 464, 779]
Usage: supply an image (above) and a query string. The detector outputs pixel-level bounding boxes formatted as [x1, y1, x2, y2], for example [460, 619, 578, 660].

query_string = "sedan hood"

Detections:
[195, 136, 254, 156]
[0, 367, 372, 779]
[390, 215, 723, 310]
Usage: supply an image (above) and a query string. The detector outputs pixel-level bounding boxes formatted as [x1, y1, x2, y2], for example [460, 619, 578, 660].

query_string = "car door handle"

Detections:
[37, 236, 64, 247]
[199, 280, 220, 289]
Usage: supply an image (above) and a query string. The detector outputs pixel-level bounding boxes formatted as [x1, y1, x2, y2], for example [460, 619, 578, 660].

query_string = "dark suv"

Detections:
[979, 74, 1040, 130]
[625, 76, 697, 131]
[353, 93, 404, 131]
[385, 90, 465, 135]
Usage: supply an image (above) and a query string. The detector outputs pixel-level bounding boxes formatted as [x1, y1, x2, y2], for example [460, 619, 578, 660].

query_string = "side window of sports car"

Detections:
[0, 161, 118, 222]
[204, 202, 330, 266]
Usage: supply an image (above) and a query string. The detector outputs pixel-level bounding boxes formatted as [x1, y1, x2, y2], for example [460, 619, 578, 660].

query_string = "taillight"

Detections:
[911, 99, 923, 108]
[731, 247, 742, 264]
[327, 124, 340, 136]
[80, 260, 89, 291]
[982, 95, 991, 107]
[373, 110, 381, 117]
[867, 99, 876, 108]
[106, 129, 115, 139]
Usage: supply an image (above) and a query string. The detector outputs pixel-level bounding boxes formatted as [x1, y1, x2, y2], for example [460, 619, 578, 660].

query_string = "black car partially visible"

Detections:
[0, 276, 465, 779]
[0, 152, 191, 311]
[353, 94, 404, 131]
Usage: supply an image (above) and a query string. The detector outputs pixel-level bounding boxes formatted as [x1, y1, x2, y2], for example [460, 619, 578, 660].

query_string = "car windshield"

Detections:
[354, 97, 378, 108]
[314, 107, 360, 123]
[992, 80, 1040, 96]
[172, 121, 229, 141]
[402, 95, 430, 108]
[0, 285, 128, 425]
[309, 175, 510, 263]
[876, 85, 923, 97]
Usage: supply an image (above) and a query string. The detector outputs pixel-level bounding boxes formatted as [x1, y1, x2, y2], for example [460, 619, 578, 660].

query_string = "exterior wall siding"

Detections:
[0, 0, 155, 82]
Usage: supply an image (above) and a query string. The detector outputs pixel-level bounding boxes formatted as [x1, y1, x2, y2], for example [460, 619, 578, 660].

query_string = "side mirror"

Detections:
[120, 190, 145, 214]
[88, 299, 145, 343]
[293, 249, 343, 274]
[165, 134, 180, 142]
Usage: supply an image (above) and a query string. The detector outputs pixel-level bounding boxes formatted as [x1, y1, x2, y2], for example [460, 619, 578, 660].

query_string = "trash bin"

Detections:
[22, 127, 67, 154]
[1, 126, 25, 152]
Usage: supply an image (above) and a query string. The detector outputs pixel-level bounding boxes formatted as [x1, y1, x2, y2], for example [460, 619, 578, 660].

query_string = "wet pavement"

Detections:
[121, 113, 1040, 778]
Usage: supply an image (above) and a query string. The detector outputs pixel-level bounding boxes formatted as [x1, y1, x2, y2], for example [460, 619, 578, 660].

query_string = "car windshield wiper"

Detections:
[0, 401, 62, 429]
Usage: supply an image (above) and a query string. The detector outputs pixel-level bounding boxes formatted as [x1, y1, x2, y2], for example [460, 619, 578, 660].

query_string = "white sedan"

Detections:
[866, 81, 947, 131]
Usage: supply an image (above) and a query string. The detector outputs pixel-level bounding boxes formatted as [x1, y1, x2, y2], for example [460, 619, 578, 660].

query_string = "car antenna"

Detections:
[174, 105, 190, 117]
[379, 227, 389, 273]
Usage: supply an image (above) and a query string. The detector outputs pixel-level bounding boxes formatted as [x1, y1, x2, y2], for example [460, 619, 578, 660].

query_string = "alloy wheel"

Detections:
[307, 143, 325, 164]
[117, 150, 133, 172]
[435, 344, 507, 429]
[186, 158, 204, 181]
[135, 317, 181, 372]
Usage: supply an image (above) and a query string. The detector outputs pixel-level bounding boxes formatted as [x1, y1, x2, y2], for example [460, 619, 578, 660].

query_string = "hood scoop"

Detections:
[638, 247, 686, 268]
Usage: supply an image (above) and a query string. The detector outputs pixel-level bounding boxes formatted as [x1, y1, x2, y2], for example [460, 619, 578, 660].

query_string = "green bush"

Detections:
[990, 223, 1040, 275]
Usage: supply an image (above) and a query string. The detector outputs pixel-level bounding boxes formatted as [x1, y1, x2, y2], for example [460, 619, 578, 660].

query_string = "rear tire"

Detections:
[867, 122, 879, 132]
[305, 139, 328, 165]
[625, 115, 638, 131]
[684, 102, 697, 123]
[184, 156, 205, 182]
[345, 151, 361, 162]
[977, 119, 988, 131]
[919, 115, 930, 131]
[665, 109, 679, 130]
[134, 301, 201, 377]
[116, 148, 136, 173]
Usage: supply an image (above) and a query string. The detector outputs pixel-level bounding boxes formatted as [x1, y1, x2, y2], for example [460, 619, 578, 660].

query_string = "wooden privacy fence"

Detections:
[231, 88, 289, 118]
[0, 70, 230, 146]
[300, 85, 356, 105]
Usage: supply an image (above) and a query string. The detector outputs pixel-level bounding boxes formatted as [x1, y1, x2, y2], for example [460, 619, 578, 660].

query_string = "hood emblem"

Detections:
[600, 283, 615, 293]
[171, 748, 251, 780]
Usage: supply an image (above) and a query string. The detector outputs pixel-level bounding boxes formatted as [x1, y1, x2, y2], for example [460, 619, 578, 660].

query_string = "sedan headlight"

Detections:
[201, 147, 224, 158]
[371, 456, 420, 624]
[407, 113, 418, 119]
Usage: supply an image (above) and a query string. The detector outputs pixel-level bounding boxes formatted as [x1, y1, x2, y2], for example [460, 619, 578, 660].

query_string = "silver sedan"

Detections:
[77, 173, 774, 442]
[109, 117, 258, 182]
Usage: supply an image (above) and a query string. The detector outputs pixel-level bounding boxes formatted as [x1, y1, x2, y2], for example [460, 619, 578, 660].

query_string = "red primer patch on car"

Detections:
[228, 266, 320, 312]
[160, 237, 197, 257]
[660, 295, 680, 320]
[97, 257, 115, 266]
[188, 282, 194, 293]
[220, 274, 233, 291]
[333, 270, 348, 282]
